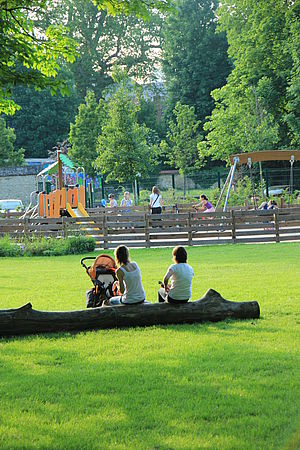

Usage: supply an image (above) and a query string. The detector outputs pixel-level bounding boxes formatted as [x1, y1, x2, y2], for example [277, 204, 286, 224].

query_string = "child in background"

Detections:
[108, 193, 117, 208]
[120, 191, 132, 208]
[193, 194, 215, 213]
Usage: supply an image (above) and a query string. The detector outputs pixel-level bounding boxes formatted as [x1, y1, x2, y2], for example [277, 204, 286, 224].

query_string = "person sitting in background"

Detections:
[158, 246, 194, 304]
[120, 191, 132, 208]
[193, 194, 215, 213]
[267, 200, 278, 210]
[107, 246, 145, 306]
[258, 201, 268, 210]
[108, 193, 117, 208]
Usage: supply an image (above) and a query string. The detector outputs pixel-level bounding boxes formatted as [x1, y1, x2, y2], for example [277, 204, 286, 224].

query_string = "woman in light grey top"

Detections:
[158, 246, 194, 304]
[108, 246, 145, 305]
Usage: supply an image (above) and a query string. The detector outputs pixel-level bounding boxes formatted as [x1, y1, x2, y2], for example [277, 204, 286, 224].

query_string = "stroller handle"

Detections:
[80, 256, 96, 266]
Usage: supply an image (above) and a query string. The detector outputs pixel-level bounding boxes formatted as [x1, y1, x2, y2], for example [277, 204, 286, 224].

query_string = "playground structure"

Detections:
[217, 150, 300, 212]
[22, 151, 89, 219]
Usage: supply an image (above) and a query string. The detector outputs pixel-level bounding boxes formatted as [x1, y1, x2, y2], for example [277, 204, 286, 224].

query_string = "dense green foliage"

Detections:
[93, 0, 173, 17]
[6, 70, 79, 158]
[162, 0, 231, 124]
[0, 0, 77, 115]
[2, 0, 166, 159]
[0, 118, 25, 166]
[0, 244, 299, 448]
[199, 0, 300, 162]
[40, 0, 164, 100]
[69, 91, 106, 176]
[161, 102, 201, 174]
[0, 235, 95, 257]
[95, 76, 157, 182]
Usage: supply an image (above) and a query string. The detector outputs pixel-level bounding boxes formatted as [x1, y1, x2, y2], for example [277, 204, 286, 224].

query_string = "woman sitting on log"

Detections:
[158, 246, 194, 304]
[107, 246, 146, 306]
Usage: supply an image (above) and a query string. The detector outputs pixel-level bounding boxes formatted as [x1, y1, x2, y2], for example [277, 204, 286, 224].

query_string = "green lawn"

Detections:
[0, 243, 299, 449]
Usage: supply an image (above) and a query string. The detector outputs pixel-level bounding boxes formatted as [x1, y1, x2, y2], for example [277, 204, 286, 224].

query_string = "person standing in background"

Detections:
[150, 186, 163, 214]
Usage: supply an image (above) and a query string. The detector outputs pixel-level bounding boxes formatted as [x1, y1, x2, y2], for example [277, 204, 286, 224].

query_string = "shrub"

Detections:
[0, 236, 96, 257]
[23, 236, 64, 257]
[65, 236, 96, 254]
[0, 236, 22, 257]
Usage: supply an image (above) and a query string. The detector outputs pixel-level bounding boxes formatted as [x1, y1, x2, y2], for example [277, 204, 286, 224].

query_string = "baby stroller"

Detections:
[81, 254, 117, 308]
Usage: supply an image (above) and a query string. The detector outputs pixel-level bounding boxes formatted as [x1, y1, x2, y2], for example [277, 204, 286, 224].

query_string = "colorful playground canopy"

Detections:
[37, 154, 74, 177]
[37, 161, 58, 177]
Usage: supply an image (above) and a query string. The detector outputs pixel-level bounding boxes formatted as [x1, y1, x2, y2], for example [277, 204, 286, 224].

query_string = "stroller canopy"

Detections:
[88, 254, 117, 279]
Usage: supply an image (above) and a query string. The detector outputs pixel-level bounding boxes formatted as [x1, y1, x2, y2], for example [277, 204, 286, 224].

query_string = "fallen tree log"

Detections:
[0, 289, 260, 337]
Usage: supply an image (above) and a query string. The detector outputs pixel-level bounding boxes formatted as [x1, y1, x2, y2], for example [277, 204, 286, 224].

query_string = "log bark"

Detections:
[0, 289, 260, 337]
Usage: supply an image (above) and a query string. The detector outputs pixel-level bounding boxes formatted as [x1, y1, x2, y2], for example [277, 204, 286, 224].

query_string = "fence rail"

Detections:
[1, 207, 300, 249]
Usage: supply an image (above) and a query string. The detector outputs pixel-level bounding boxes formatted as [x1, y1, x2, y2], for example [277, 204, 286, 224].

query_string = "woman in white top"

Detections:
[150, 186, 163, 214]
[158, 246, 194, 304]
[108, 246, 145, 305]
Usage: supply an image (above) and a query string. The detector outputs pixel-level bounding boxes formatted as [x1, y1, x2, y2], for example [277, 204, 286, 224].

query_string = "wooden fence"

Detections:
[1, 207, 300, 248]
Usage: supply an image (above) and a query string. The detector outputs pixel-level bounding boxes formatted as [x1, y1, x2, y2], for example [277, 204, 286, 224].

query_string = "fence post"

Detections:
[62, 216, 67, 238]
[217, 172, 221, 189]
[280, 197, 284, 208]
[145, 213, 150, 248]
[23, 217, 28, 239]
[103, 214, 108, 249]
[231, 210, 236, 244]
[188, 212, 193, 246]
[274, 210, 280, 243]
[265, 169, 269, 197]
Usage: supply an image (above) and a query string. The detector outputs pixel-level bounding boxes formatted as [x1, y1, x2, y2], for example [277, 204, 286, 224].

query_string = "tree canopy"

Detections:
[0, 0, 77, 115]
[39, 0, 164, 100]
[0, 118, 25, 167]
[199, 0, 300, 163]
[162, 0, 231, 124]
[0, 0, 173, 115]
[161, 102, 201, 174]
[6, 68, 79, 157]
[69, 91, 106, 177]
[95, 75, 157, 182]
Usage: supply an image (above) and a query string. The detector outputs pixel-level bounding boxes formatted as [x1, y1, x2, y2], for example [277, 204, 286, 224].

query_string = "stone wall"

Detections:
[0, 167, 40, 206]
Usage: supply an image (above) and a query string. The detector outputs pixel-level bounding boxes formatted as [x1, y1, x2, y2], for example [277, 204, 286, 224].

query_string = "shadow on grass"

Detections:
[0, 334, 299, 449]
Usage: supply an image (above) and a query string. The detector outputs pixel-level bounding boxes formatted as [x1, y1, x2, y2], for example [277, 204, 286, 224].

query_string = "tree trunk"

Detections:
[0, 289, 260, 337]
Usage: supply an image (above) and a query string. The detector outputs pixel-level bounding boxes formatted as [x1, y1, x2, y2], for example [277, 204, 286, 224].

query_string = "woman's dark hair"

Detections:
[173, 246, 187, 263]
[115, 246, 130, 265]
[200, 194, 208, 201]
[152, 186, 160, 195]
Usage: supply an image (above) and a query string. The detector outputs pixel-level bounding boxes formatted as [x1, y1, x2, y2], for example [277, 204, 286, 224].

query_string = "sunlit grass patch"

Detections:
[0, 243, 299, 449]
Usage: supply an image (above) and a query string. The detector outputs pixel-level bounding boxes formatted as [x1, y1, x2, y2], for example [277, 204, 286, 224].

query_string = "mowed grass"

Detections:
[0, 243, 299, 450]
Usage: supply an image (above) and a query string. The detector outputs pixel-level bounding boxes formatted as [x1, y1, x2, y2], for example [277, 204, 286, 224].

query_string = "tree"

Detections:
[0, 118, 25, 167]
[69, 91, 106, 176]
[200, 0, 299, 160]
[198, 82, 280, 163]
[283, 18, 300, 147]
[0, 0, 173, 115]
[0, 0, 77, 115]
[162, 102, 201, 174]
[39, 0, 165, 100]
[93, 0, 173, 17]
[95, 77, 157, 183]
[162, 0, 231, 124]
[6, 68, 79, 158]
